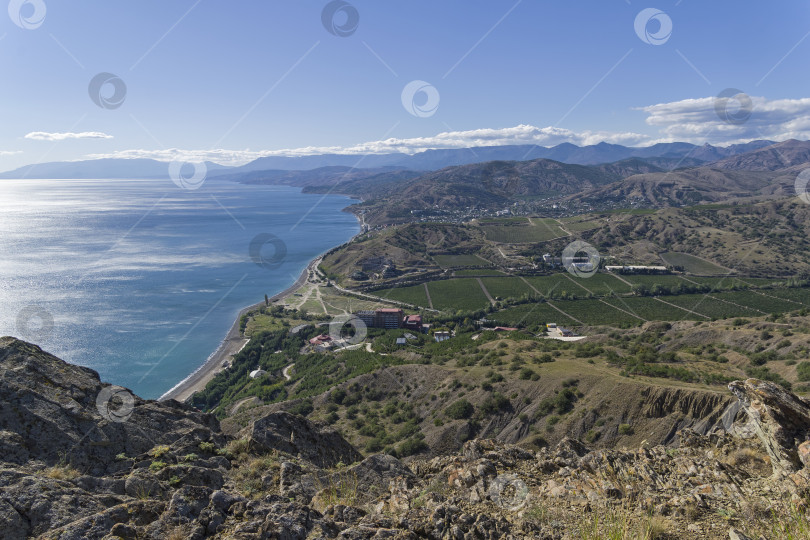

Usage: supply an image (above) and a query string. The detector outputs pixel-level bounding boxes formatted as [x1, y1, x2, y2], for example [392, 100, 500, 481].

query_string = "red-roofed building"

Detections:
[309, 334, 332, 346]
[403, 314, 422, 331]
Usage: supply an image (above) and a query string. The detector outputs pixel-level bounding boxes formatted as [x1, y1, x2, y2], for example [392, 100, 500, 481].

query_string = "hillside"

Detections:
[5, 318, 810, 537]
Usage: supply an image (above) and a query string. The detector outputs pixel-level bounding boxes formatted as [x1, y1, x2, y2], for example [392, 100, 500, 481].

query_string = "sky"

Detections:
[1, 0, 809, 169]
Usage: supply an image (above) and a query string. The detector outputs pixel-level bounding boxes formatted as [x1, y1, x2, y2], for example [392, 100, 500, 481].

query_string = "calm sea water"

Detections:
[0, 179, 359, 398]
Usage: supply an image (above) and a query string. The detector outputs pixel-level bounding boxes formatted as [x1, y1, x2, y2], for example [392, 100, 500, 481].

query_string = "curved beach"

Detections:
[159, 257, 319, 403]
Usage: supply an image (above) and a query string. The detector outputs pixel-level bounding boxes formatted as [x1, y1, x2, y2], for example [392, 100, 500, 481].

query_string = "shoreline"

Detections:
[158, 256, 321, 403]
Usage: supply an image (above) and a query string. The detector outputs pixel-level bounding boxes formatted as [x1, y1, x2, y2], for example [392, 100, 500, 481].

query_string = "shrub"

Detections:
[618, 423, 634, 435]
[797, 362, 810, 382]
[397, 437, 428, 458]
[445, 399, 474, 420]
[479, 393, 511, 415]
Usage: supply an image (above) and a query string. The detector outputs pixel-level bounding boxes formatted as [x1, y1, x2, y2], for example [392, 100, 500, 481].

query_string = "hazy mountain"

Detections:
[0, 158, 232, 179]
[0, 140, 778, 179]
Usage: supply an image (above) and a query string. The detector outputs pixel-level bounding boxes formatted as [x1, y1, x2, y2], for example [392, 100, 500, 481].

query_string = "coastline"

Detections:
[158, 256, 320, 403]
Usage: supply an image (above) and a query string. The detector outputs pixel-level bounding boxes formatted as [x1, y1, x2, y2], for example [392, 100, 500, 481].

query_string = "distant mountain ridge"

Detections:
[0, 140, 776, 179]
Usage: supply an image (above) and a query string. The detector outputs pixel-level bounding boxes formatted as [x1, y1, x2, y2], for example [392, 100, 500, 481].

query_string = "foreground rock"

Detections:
[729, 378, 810, 475]
[2, 339, 810, 539]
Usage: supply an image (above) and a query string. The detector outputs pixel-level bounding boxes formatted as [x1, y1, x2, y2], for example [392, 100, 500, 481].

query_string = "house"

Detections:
[546, 323, 557, 329]
[395, 337, 407, 346]
[350, 271, 368, 281]
[559, 328, 576, 337]
[605, 265, 668, 274]
[361, 256, 392, 272]
[309, 334, 332, 346]
[434, 331, 451, 342]
[403, 314, 422, 331]
[249, 368, 267, 379]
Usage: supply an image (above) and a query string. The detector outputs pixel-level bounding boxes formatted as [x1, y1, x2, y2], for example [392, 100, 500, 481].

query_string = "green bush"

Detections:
[797, 362, 810, 382]
[445, 399, 474, 420]
[618, 423, 634, 435]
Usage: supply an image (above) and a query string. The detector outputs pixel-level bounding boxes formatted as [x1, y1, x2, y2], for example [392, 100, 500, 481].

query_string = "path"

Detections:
[423, 283, 434, 310]
[282, 363, 294, 381]
[652, 297, 710, 319]
[562, 273, 594, 295]
[477, 278, 496, 305]
[519, 276, 542, 295]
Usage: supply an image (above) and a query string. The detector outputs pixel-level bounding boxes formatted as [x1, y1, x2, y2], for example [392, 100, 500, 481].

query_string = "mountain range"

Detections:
[0, 140, 775, 179]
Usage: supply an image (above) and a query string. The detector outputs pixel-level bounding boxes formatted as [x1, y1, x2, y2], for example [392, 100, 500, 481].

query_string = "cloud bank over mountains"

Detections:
[23, 95, 810, 166]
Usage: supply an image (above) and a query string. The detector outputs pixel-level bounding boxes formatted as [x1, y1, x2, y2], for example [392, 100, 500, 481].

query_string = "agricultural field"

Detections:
[711, 290, 796, 314]
[453, 269, 507, 277]
[559, 216, 604, 232]
[523, 273, 631, 297]
[478, 217, 568, 243]
[427, 279, 491, 311]
[602, 296, 701, 322]
[548, 298, 642, 326]
[373, 283, 430, 307]
[758, 287, 810, 307]
[480, 277, 533, 300]
[490, 302, 578, 328]
[660, 252, 730, 275]
[661, 294, 761, 320]
[432, 253, 491, 268]
[619, 274, 690, 288]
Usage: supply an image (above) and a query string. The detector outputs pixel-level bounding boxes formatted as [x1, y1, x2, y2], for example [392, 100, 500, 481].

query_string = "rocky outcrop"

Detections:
[729, 378, 810, 475]
[244, 411, 363, 468]
[4, 338, 810, 539]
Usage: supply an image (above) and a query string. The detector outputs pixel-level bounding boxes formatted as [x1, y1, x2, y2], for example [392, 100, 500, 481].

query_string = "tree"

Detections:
[265, 294, 269, 306]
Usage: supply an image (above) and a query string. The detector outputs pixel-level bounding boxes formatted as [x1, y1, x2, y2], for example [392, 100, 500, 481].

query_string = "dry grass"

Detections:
[230, 453, 277, 498]
[43, 464, 80, 481]
[578, 506, 669, 540]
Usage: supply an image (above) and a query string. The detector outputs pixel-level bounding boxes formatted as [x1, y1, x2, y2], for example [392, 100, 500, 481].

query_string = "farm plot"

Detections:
[548, 298, 642, 326]
[479, 218, 568, 243]
[662, 294, 760, 319]
[525, 273, 631, 296]
[492, 302, 578, 328]
[602, 296, 702, 322]
[660, 252, 729, 275]
[712, 290, 796, 314]
[481, 277, 533, 300]
[427, 279, 490, 311]
[373, 283, 430, 307]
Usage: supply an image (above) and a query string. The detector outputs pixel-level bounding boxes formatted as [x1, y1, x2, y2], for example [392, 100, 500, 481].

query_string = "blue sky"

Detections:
[1, 0, 809, 169]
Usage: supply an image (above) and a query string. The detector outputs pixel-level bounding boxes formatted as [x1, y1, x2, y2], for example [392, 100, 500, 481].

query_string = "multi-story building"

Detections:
[355, 308, 404, 329]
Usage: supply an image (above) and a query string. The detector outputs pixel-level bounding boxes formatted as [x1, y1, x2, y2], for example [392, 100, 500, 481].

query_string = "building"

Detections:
[403, 314, 422, 331]
[395, 337, 407, 346]
[361, 256, 392, 272]
[355, 308, 404, 329]
[309, 334, 332, 346]
[434, 331, 451, 342]
[249, 368, 267, 379]
[605, 265, 668, 274]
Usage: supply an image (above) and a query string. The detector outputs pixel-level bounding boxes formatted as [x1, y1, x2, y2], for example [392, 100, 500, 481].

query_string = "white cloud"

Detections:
[639, 95, 810, 143]
[0, 150, 23, 156]
[25, 131, 113, 141]
[83, 126, 651, 166]
[77, 95, 810, 166]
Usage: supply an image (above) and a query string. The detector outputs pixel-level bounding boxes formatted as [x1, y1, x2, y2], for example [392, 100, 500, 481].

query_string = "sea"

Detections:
[0, 178, 359, 399]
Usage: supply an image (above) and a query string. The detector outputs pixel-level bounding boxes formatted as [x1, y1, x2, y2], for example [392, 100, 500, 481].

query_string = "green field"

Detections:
[491, 302, 578, 328]
[479, 218, 568, 243]
[661, 294, 760, 319]
[432, 254, 491, 268]
[454, 269, 507, 277]
[559, 217, 603, 232]
[603, 296, 701, 322]
[481, 277, 533, 300]
[427, 279, 490, 311]
[660, 252, 729, 275]
[548, 298, 642, 326]
[524, 273, 631, 297]
[374, 284, 430, 307]
[711, 290, 795, 314]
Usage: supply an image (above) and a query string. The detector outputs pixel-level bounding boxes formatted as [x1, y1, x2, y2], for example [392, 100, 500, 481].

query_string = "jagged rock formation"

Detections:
[2, 338, 810, 538]
[729, 378, 810, 476]
[243, 411, 362, 468]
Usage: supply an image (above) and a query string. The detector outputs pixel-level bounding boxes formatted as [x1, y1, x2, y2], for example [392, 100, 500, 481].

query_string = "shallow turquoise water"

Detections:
[0, 178, 359, 398]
